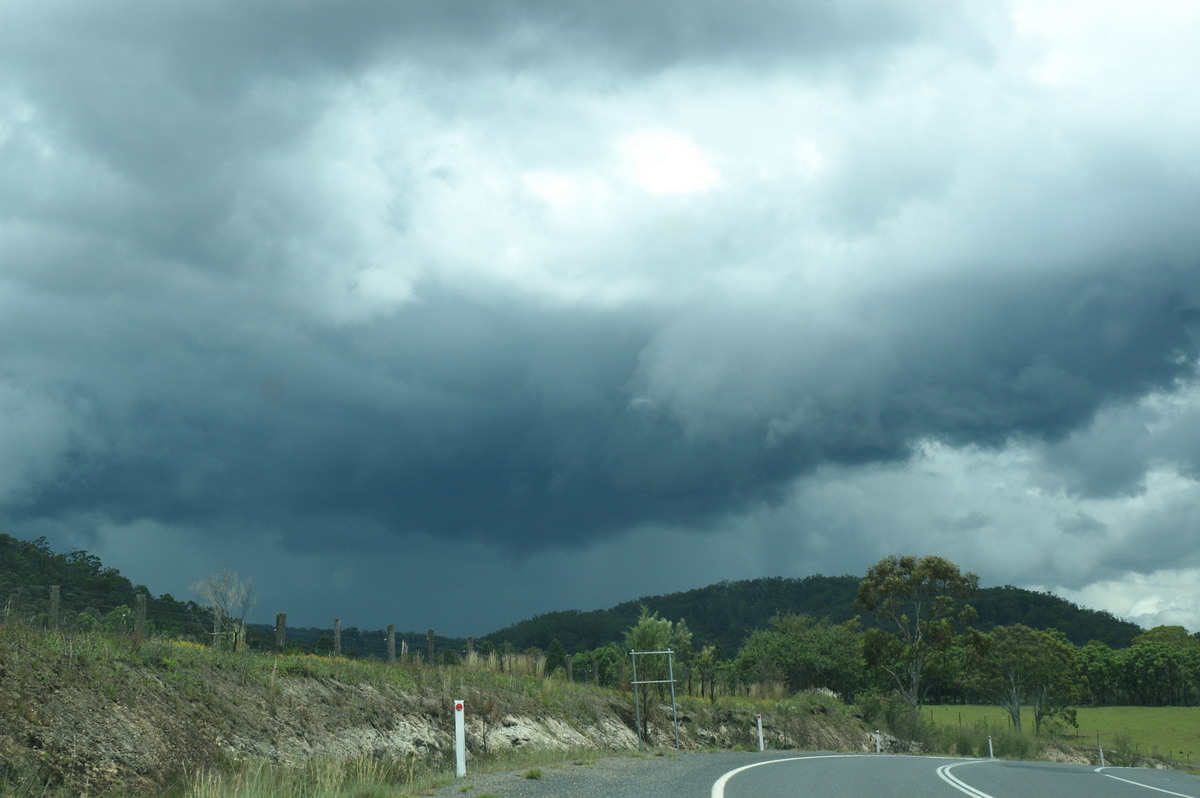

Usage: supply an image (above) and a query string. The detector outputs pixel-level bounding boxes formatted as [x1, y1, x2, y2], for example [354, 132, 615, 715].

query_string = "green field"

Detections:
[926, 705, 1200, 765]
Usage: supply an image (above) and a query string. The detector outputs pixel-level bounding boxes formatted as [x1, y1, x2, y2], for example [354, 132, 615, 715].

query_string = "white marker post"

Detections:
[454, 699, 466, 777]
[756, 714, 765, 752]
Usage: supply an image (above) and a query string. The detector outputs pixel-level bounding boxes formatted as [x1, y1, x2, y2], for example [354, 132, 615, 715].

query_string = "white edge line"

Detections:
[1096, 768, 1197, 798]
[711, 754, 860, 798]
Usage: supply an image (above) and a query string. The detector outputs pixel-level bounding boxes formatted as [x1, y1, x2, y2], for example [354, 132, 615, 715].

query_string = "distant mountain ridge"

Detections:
[1, 533, 1142, 657]
[481, 575, 1143, 655]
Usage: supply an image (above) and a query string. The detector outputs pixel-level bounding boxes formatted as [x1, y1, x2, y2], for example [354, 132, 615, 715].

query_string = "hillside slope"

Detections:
[0, 626, 873, 796]
[483, 576, 1143, 654]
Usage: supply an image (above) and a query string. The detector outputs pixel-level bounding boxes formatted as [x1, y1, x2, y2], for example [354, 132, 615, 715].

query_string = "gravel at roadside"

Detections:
[423, 750, 793, 798]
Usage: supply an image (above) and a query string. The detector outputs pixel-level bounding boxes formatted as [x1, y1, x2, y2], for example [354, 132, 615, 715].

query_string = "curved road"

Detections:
[432, 751, 1200, 798]
[714, 754, 1200, 798]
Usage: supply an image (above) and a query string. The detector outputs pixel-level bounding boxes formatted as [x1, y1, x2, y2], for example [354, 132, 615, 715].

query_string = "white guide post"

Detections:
[454, 699, 466, 777]
[756, 714, 765, 752]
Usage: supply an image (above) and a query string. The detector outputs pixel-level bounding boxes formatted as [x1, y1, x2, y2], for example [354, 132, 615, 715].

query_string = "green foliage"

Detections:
[1118, 639, 1200, 706]
[856, 689, 935, 746]
[734, 614, 864, 698]
[545, 638, 567, 675]
[1077, 640, 1119, 706]
[972, 586, 1141, 648]
[625, 607, 687, 742]
[483, 575, 865, 655]
[483, 574, 1138, 663]
[0, 533, 211, 639]
[967, 624, 1079, 733]
[855, 554, 978, 708]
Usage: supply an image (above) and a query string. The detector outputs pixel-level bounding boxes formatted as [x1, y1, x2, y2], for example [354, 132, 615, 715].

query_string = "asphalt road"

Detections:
[715, 754, 1200, 798]
[435, 751, 1200, 798]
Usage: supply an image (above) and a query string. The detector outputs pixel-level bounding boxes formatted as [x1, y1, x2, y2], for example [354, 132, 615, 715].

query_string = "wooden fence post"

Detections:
[49, 586, 61, 630]
[387, 624, 396, 664]
[135, 594, 147, 642]
[334, 618, 342, 657]
[401, 638, 408, 664]
[427, 628, 435, 666]
[275, 612, 287, 652]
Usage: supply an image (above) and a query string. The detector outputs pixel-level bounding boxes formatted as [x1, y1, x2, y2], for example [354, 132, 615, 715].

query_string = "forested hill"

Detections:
[482, 575, 1143, 655]
[0, 533, 210, 638]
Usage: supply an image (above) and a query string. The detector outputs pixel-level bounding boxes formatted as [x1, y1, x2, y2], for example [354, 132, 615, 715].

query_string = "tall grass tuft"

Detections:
[181, 755, 439, 798]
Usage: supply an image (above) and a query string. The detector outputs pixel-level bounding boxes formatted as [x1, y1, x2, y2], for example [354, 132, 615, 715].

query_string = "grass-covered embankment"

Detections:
[0, 624, 869, 797]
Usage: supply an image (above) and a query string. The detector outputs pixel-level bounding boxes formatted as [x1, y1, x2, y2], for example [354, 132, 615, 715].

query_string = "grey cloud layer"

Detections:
[2, 1, 1199, 612]
[8, 257, 1197, 555]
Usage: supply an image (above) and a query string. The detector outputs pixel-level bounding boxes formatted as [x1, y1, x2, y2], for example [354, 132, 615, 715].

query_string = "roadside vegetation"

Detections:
[5, 535, 1200, 795]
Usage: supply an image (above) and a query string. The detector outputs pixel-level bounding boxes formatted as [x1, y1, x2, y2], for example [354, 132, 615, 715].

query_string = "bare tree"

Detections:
[192, 570, 256, 651]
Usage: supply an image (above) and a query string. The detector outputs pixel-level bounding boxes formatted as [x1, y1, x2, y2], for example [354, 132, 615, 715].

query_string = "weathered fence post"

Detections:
[49, 586, 61, 630]
[135, 594, 147, 642]
[427, 628, 435, 666]
[334, 617, 342, 657]
[401, 638, 409, 664]
[275, 612, 287, 652]
[387, 624, 396, 664]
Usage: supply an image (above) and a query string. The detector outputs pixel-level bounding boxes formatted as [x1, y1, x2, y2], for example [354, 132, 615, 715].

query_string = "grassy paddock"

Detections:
[926, 705, 1200, 764]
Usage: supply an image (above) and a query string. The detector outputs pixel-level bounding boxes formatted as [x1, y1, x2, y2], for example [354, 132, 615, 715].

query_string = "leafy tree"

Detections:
[670, 618, 695, 693]
[694, 643, 727, 701]
[855, 554, 978, 708]
[968, 625, 1078, 733]
[1029, 630, 1082, 734]
[1132, 625, 1200, 650]
[734, 614, 864, 697]
[545, 638, 568, 676]
[1077, 641, 1119, 706]
[624, 607, 682, 742]
[1117, 641, 1200, 706]
[922, 635, 974, 705]
[572, 644, 625, 687]
[104, 604, 136, 637]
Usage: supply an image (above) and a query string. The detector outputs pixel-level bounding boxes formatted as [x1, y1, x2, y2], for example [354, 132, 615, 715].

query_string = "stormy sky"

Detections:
[3, 1, 1199, 637]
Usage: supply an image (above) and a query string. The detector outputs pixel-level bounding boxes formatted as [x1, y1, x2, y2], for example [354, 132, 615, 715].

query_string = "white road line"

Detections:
[1096, 768, 1197, 797]
[936, 761, 993, 798]
[710, 754, 860, 798]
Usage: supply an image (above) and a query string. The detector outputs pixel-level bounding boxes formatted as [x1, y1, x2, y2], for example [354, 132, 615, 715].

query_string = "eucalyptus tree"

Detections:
[624, 607, 689, 742]
[968, 624, 1079, 733]
[855, 554, 978, 709]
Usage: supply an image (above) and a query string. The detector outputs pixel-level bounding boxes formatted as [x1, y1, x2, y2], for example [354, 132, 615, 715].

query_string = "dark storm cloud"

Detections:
[8, 256, 1198, 556]
[7, 0, 969, 86]
[4, 0, 1200, 632]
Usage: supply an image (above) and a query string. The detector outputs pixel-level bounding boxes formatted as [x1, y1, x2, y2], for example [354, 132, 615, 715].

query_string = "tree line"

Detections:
[525, 555, 1200, 728]
[8, 533, 1199, 723]
[483, 574, 1141, 654]
[0, 534, 212, 640]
